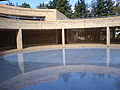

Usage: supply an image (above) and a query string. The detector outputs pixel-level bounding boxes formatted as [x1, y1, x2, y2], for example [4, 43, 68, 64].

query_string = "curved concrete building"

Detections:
[0, 4, 120, 52]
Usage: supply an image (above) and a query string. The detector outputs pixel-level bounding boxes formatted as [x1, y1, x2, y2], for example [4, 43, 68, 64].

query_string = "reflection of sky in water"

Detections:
[65, 48, 106, 65]
[23, 49, 63, 63]
[0, 48, 120, 85]
[0, 55, 21, 83]
[21, 72, 120, 90]
[110, 49, 120, 68]
[23, 49, 63, 72]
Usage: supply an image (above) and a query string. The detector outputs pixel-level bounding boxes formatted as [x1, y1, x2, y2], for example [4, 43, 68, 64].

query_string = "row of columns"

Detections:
[62, 26, 110, 46]
[16, 26, 110, 50]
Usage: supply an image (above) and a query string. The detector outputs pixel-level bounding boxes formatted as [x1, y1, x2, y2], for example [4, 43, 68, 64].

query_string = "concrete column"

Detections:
[106, 26, 110, 45]
[62, 28, 65, 46]
[17, 29, 23, 50]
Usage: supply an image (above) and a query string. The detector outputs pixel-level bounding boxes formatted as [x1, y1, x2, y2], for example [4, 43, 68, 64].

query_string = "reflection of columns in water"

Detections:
[106, 48, 110, 67]
[17, 53, 24, 73]
[62, 48, 66, 66]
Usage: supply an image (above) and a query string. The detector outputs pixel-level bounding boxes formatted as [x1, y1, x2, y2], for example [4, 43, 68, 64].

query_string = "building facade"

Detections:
[0, 4, 120, 51]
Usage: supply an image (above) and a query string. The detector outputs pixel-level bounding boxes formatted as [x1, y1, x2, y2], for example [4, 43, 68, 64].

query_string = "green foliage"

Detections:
[91, 0, 115, 17]
[91, 0, 106, 17]
[115, 0, 120, 15]
[116, 6, 120, 15]
[19, 2, 31, 8]
[47, 0, 59, 9]
[47, 0, 73, 18]
[105, 0, 115, 15]
[4, 0, 120, 18]
[37, 2, 48, 9]
[73, 0, 88, 18]
[6, 1, 14, 6]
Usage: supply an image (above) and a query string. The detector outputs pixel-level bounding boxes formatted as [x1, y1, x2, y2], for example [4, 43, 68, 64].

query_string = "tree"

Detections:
[47, 0, 73, 18]
[19, 3, 31, 8]
[104, 0, 115, 16]
[6, 1, 14, 6]
[74, 0, 88, 18]
[91, 0, 115, 17]
[91, 0, 106, 17]
[47, 0, 59, 9]
[115, 0, 120, 15]
[37, 2, 48, 9]
[59, 0, 73, 18]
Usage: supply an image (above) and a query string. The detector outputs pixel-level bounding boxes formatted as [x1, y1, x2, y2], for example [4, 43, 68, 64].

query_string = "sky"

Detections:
[0, 0, 92, 8]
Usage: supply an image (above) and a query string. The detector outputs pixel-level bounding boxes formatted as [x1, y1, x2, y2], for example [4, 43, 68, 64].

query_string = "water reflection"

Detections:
[18, 53, 24, 73]
[17, 48, 113, 74]
[60, 72, 115, 83]
[62, 48, 66, 66]
[21, 72, 120, 90]
[1, 48, 120, 85]
[65, 48, 107, 65]
[110, 49, 120, 68]
[115, 78, 120, 90]
[58, 72, 120, 90]
[23, 49, 63, 72]
[106, 48, 110, 67]
[0, 55, 21, 83]
[60, 73, 71, 82]
[79, 72, 86, 79]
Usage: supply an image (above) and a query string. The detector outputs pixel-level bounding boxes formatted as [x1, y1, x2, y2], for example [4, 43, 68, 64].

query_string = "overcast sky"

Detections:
[0, 0, 92, 8]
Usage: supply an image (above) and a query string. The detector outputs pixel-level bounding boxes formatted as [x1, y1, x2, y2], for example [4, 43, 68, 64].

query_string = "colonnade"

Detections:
[16, 26, 110, 50]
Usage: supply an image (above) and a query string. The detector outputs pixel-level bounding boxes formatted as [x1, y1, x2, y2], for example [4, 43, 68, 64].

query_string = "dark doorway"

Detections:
[110, 27, 120, 44]
[0, 29, 17, 51]
[23, 29, 62, 48]
[65, 28, 106, 44]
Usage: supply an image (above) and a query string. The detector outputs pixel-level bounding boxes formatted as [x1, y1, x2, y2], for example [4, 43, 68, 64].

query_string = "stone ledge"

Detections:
[0, 44, 120, 56]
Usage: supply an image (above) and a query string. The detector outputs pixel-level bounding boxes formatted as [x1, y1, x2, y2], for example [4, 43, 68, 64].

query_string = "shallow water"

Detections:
[21, 72, 120, 90]
[0, 48, 120, 90]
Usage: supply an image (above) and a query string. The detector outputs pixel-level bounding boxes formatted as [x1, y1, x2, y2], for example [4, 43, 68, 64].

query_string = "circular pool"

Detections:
[0, 48, 120, 90]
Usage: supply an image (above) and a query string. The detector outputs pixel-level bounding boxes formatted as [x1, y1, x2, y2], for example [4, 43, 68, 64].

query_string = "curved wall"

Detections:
[0, 5, 120, 52]
[0, 4, 120, 30]
[0, 15, 120, 29]
[0, 4, 68, 21]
